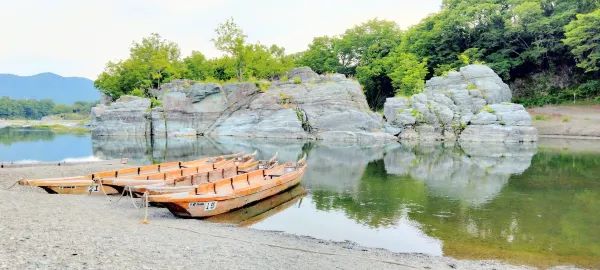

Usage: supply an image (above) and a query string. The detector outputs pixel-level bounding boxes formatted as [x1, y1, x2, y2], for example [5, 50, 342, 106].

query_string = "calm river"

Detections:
[1, 127, 599, 268]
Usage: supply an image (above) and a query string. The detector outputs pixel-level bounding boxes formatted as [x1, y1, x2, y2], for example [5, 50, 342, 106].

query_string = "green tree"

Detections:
[296, 36, 342, 74]
[94, 33, 182, 100]
[183, 51, 210, 81]
[211, 18, 248, 81]
[564, 9, 600, 72]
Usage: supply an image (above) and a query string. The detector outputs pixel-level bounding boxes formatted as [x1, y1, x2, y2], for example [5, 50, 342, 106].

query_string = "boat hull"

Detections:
[40, 184, 120, 195]
[165, 173, 304, 218]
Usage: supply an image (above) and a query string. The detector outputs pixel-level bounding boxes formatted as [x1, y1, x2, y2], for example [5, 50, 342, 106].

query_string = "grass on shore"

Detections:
[33, 124, 90, 134]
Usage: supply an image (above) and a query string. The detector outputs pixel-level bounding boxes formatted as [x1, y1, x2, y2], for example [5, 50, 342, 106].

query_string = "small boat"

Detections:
[130, 152, 280, 198]
[148, 154, 307, 218]
[18, 152, 251, 195]
[205, 184, 307, 226]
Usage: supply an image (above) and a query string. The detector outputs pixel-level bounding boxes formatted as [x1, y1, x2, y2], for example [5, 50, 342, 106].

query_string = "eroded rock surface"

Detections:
[383, 65, 538, 143]
[90, 67, 393, 141]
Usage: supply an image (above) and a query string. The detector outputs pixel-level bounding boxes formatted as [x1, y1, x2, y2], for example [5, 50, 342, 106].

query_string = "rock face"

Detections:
[90, 96, 151, 136]
[383, 65, 538, 143]
[90, 67, 394, 141]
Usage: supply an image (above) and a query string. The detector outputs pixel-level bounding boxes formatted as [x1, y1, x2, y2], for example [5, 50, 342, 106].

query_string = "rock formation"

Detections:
[89, 67, 394, 141]
[383, 65, 538, 143]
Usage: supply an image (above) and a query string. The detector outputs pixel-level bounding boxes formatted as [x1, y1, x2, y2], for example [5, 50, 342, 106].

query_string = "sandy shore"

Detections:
[0, 164, 572, 270]
[529, 105, 600, 138]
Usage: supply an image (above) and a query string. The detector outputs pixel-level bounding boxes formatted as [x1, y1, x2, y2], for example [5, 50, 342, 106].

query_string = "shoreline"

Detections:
[0, 163, 576, 270]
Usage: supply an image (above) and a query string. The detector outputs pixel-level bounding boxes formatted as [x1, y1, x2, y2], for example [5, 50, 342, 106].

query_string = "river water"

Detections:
[1, 127, 599, 268]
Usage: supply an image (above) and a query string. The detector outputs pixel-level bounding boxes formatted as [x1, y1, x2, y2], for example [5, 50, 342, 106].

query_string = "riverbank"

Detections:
[0, 163, 565, 270]
[528, 105, 600, 138]
[0, 119, 89, 133]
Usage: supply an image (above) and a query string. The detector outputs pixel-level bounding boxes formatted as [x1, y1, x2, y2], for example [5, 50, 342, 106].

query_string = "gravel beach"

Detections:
[0, 164, 560, 270]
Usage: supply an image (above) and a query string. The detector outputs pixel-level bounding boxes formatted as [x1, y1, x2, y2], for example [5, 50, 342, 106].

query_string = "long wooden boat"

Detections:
[130, 152, 280, 197]
[148, 154, 307, 218]
[103, 153, 272, 197]
[17, 152, 252, 195]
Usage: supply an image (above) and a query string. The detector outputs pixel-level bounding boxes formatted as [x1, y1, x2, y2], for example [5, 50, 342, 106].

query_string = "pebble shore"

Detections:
[0, 164, 571, 270]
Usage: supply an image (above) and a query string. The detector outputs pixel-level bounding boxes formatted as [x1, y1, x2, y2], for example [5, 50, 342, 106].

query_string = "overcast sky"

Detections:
[0, 0, 442, 79]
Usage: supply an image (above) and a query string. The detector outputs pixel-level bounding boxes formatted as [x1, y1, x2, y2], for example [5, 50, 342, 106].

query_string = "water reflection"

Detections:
[83, 135, 600, 268]
[205, 185, 307, 226]
[0, 127, 92, 162]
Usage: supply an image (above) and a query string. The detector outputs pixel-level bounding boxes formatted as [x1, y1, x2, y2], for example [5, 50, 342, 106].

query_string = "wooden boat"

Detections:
[130, 152, 280, 198]
[204, 184, 306, 226]
[17, 152, 251, 195]
[1, 158, 128, 169]
[148, 154, 307, 218]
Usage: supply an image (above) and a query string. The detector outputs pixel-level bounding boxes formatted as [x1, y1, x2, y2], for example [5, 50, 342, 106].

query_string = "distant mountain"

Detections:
[0, 73, 100, 105]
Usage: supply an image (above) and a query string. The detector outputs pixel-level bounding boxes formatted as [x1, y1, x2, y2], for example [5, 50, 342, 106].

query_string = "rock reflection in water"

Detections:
[384, 142, 538, 206]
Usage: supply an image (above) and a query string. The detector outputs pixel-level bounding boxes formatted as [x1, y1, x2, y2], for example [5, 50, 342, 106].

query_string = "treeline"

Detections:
[0, 97, 97, 120]
[95, 1, 600, 109]
[94, 19, 294, 101]
[297, 0, 600, 108]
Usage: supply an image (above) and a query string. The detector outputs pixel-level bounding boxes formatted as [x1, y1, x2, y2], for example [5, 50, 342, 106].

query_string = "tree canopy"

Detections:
[94, 19, 294, 100]
[297, 1, 600, 109]
[92, 4, 600, 108]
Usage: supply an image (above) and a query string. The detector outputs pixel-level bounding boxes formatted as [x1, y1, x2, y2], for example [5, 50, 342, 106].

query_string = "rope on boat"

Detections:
[127, 185, 145, 209]
[149, 224, 419, 269]
[140, 192, 149, 224]
[95, 178, 127, 203]
[5, 179, 22, 190]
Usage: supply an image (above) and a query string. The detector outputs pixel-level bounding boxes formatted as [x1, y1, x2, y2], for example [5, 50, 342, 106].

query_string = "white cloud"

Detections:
[0, 0, 441, 79]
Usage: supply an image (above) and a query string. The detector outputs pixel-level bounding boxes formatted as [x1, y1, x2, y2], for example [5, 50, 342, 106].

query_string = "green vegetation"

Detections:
[94, 18, 294, 101]
[280, 75, 289, 82]
[280, 92, 292, 105]
[562, 116, 571, 122]
[482, 105, 495, 114]
[534, 114, 551, 121]
[293, 77, 301, 84]
[0, 97, 97, 120]
[92, 2, 600, 109]
[297, 2, 600, 109]
[254, 81, 271, 93]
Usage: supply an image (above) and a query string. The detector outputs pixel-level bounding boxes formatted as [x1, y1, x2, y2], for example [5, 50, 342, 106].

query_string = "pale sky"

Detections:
[0, 0, 442, 80]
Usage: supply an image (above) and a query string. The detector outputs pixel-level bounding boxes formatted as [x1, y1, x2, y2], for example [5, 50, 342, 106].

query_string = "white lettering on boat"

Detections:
[88, 185, 99, 192]
[188, 201, 217, 211]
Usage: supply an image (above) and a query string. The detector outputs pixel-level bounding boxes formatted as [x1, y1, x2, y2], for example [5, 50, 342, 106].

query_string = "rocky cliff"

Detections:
[90, 67, 394, 141]
[383, 65, 538, 143]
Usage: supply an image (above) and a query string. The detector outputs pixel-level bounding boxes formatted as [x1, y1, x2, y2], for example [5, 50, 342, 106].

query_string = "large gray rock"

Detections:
[284, 67, 319, 83]
[90, 95, 151, 136]
[383, 97, 409, 122]
[383, 64, 537, 143]
[91, 67, 393, 141]
[459, 125, 538, 143]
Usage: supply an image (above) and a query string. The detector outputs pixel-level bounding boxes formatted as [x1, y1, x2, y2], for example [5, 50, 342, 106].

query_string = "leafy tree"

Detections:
[296, 36, 342, 74]
[95, 33, 182, 100]
[211, 18, 248, 81]
[183, 51, 210, 81]
[564, 9, 600, 72]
